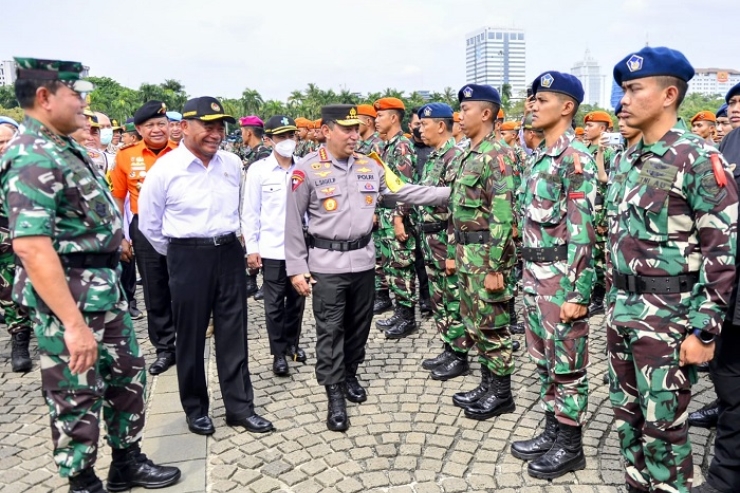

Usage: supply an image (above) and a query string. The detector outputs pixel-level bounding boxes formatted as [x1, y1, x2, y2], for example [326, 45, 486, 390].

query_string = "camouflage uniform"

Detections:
[449, 131, 518, 372]
[606, 121, 738, 493]
[521, 130, 597, 426]
[587, 144, 615, 297]
[355, 132, 385, 156]
[242, 143, 272, 170]
[0, 117, 146, 478]
[0, 224, 32, 335]
[419, 138, 467, 352]
[377, 132, 418, 309]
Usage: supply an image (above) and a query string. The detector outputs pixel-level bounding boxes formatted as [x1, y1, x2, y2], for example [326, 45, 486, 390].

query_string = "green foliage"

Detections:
[0, 106, 23, 122]
[677, 92, 725, 122]
[0, 86, 19, 109]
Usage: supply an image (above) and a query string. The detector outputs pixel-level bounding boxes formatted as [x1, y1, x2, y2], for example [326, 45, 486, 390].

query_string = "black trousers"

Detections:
[413, 231, 430, 302]
[262, 258, 305, 356]
[131, 216, 175, 356]
[707, 322, 740, 492]
[167, 239, 254, 420]
[120, 256, 136, 303]
[312, 270, 374, 386]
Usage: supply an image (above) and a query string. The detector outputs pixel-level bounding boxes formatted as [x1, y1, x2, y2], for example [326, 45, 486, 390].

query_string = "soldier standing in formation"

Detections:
[295, 117, 315, 157]
[608, 47, 738, 493]
[511, 72, 597, 479]
[1, 57, 180, 493]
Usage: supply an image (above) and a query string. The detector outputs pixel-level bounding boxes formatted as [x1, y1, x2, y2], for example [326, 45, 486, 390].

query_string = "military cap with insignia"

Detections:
[690, 111, 716, 124]
[134, 100, 168, 125]
[532, 71, 584, 104]
[111, 119, 122, 131]
[166, 111, 182, 122]
[13, 56, 94, 94]
[457, 84, 501, 105]
[417, 102, 454, 119]
[84, 108, 100, 128]
[357, 104, 378, 118]
[182, 96, 236, 123]
[584, 111, 612, 124]
[264, 115, 297, 135]
[716, 103, 728, 118]
[613, 46, 694, 86]
[321, 105, 361, 126]
[725, 82, 740, 104]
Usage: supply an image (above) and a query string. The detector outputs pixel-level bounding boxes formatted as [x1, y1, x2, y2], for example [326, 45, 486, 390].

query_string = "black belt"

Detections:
[613, 271, 699, 294]
[595, 195, 604, 206]
[522, 245, 568, 262]
[454, 230, 491, 245]
[169, 232, 237, 247]
[0, 216, 8, 228]
[420, 221, 448, 234]
[308, 233, 372, 252]
[16, 252, 120, 269]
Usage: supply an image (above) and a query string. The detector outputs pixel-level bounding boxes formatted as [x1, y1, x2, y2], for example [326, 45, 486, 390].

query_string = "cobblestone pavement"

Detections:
[0, 293, 717, 493]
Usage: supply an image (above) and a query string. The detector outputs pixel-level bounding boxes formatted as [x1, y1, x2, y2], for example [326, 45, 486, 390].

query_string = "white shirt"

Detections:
[138, 144, 245, 256]
[242, 153, 296, 260]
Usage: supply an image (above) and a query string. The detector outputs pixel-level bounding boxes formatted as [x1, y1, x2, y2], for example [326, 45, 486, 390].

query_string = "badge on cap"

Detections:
[348, 108, 357, 118]
[424, 107, 432, 117]
[540, 73, 554, 88]
[281, 117, 289, 126]
[627, 55, 644, 73]
[211, 102, 220, 112]
[324, 198, 337, 211]
[159, 103, 167, 114]
[462, 87, 474, 98]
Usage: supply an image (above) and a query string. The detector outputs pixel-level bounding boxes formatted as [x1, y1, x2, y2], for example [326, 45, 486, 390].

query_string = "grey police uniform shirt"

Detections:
[285, 148, 450, 276]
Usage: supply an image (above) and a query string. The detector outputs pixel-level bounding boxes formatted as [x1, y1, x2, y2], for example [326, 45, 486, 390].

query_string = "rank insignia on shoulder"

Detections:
[319, 148, 330, 162]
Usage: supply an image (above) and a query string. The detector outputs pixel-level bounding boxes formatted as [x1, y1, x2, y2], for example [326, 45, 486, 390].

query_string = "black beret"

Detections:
[133, 100, 168, 125]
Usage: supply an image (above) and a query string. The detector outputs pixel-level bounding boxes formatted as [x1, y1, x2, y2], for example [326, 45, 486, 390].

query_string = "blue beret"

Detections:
[0, 116, 19, 129]
[531, 71, 584, 104]
[458, 84, 501, 105]
[615, 103, 623, 116]
[166, 111, 182, 122]
[725, 82, 740, 103]
[418, 103, 454, 119]
[717, 103, 728, 118]
[613, 46, 694, 86]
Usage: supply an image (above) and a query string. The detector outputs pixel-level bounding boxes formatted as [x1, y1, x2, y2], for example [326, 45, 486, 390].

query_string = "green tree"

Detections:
[240, 88, 264, 116]
[0, 86, 18, 109]
[678, 92, 725, 122]
[0, 106, 23, 122]
[500, 83, 513, 112]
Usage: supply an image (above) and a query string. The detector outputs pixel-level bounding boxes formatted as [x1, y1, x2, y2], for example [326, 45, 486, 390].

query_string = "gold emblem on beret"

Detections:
[159, 103, 167, 114]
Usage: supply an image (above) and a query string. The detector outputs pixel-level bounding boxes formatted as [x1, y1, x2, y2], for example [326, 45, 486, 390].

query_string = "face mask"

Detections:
[412, 127, 422, 141]
[100, 128, 113, 145]
[274, 139, 297, 157]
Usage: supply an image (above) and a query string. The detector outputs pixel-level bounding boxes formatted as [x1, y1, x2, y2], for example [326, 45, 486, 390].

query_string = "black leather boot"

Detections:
[588, 284, 606, 315]
[688, 399, 720, 429]
[376, 304, 402, 329]
[384, 306, 417, 339]
[11, 330, 32, 373]
[106, 441, 181, 491]
[508, 298, 525, 335]
[511, 411, 559, 460]
[326, 384, 350, 431]
[464, 373, 516, 420]
[245, 274, 259, 298]
[452, 366, 492, 408]
[431, 350, 469, 381]
[420, 298, 433, 316]
[422, 344, 453, 370]
[344, 376, 367, 403]
[373, 290, 393, 315]
[527, 423, 586, 479]
[68, 468, 105, 493]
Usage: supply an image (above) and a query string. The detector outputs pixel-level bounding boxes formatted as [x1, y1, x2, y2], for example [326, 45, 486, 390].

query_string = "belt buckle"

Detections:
[213, 236, 222, 246]
[627, 275, 638, 293]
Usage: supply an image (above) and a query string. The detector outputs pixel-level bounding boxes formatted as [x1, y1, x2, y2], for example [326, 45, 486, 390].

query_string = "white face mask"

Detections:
[273, 138, 297, 157]
[100, 128, 113, 145]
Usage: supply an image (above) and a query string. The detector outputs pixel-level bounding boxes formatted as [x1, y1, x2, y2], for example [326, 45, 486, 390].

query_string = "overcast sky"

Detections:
[1, 0, 736, 101]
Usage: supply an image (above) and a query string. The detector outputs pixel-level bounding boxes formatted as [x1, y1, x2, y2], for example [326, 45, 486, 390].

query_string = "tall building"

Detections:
[465, 27, 526, 98]
[688, 68, 740, 97]
[570, 50, 606, 108]
[0, 60, 90, 87]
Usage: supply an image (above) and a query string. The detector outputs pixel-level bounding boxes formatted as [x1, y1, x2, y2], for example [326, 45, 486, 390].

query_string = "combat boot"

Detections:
[245, 273, 259, 298]
[527, 423, 586, 479]
[106, 441, 181, 491]
[464, 373, 516, 420]
[376, 304, 402, 329]
[588, 285, 606, 315]
[384, 306, 417, 339]
[325, 384, 349, 431]
[508, 298, 525, 335]
[11, 329, 32, 373]
[452, 366, 492, 408]
[373, 290, 393, 315]
[511, 411, 559, 460]
[422, 343, 453, 370]
[431, 350, 469, 381]
[68, 468, 105, 493]
[688, 399, 720, 429]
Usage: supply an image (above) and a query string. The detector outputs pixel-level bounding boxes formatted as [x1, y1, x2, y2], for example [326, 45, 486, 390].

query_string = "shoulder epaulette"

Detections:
[319, 147, 330, 162]
[118, 143, 135, 151]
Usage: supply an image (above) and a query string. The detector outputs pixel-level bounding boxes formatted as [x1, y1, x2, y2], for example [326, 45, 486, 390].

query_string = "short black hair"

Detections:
[477, 101, 501, 120]
[656, 76, 689, 108]
[410, 106, 421, 116]
[435, 118, 454, 132]
[391, 109, 405, 121]
[245, 126, 265, 139]
[15, 79, 63, 109]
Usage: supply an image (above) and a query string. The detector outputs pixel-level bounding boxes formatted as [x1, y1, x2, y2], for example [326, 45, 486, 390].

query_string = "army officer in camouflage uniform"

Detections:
[1, 58, 180, 493]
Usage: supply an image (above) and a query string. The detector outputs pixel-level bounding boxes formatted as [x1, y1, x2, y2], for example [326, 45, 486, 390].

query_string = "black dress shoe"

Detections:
[226, 413, 274, 433]
[688, 399, 720, 429]
[345, 376, 367, 403]
[148, 353, 175, 375]
[245, 274, 259, 298]
[286, 344, 307, 363]
[106, 442, 181, 491]
[254, 286, 265, 301]
[512, 340, 521, 352]
[186, 415, 215, 435]
[273, 355, 289, 376]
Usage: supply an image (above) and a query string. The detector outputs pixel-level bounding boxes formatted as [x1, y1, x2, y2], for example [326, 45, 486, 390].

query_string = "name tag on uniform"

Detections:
[637, 158, 677, 191]
[356, 174, 375, 180]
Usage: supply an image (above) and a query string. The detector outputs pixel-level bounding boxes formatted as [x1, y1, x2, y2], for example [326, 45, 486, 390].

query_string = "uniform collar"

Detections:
[469, 130, 498, 154]
[430, 137, 456, 158]
[634, 119, 687, 158]
[540, 129, 576, 158]
[22, 116, 79, 153]
[177, 142, 223, 169]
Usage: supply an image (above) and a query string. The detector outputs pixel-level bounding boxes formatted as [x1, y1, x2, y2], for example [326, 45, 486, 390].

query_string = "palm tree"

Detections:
[501, 83, 513, 111]
[382, 88, 404, 99]
[261, 100, 287, 119]
[240, 88, 264, 116]
[442, 87, 456, 106]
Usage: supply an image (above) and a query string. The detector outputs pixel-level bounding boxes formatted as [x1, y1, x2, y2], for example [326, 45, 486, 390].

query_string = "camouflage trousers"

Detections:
[0, 249, 32, 335]
[593, 238, 606, 289]
[36, 305, 147, 477]
[425, 265, 469, 353]
[373, 230, 388, 292]
[523, 293, 589, 426]
[607, 319, 696, 493]
[459, 271, 513, 375]
[377, 210, 417, 308]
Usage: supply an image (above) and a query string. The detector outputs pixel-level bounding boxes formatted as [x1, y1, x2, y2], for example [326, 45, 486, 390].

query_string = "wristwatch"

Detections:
[692, 328, 715, 345]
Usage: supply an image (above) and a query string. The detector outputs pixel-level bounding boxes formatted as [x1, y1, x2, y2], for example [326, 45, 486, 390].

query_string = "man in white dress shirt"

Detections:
[138, 97, 273, 436]
[243, 116, 307, 377]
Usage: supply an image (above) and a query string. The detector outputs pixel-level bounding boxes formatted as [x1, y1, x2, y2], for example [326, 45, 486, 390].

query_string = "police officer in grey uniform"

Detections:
[285, 104, 452, 432]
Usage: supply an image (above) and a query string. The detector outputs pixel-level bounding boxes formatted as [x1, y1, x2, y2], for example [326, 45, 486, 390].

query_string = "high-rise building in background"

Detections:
[688, 68, 740, 97]
[570, 50, 607, 108]
[465, 27, 526, 98]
